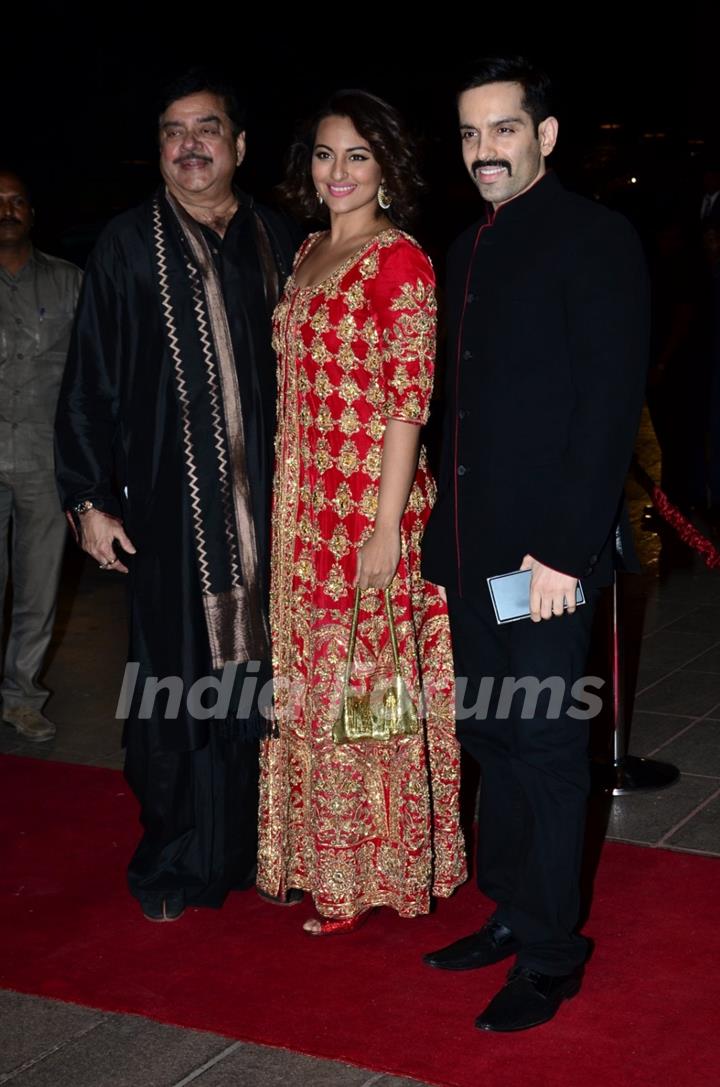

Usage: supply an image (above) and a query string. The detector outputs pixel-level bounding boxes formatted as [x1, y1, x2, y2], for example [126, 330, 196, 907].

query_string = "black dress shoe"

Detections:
[423, 919, 520, 971]
[475, 965, 583, 1032]
[140, 890, 185, 922]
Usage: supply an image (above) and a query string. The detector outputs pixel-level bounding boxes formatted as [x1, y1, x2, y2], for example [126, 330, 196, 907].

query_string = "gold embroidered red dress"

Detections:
[257, 228, 466, 918]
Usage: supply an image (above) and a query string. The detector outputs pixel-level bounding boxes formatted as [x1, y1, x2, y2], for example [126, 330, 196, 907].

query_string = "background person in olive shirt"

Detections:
[0, 170, 82, 741]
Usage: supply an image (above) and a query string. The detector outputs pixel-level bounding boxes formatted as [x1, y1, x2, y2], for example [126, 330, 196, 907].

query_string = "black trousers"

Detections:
[447, 587, 600, 974]
[124, 724, 259, 908]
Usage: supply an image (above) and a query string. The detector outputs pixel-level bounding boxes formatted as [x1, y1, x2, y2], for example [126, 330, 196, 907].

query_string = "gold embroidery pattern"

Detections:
[258, 230, 466, 918]
[338, 406, 361, 436]
[338, 375, 362, 404]
[382, 279, 436, 425]
[313, 370, 333, 399]
[333, 481, 353, 518]
[337, 440, 360, 477]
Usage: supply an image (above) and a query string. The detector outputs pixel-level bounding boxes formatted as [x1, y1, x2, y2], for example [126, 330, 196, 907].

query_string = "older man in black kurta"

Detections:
[421, 60, 649, 1031]
[55, 75, 297, 921]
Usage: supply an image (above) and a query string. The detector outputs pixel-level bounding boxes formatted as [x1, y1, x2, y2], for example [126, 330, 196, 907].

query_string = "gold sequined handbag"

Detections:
[332, 586, 420, 744]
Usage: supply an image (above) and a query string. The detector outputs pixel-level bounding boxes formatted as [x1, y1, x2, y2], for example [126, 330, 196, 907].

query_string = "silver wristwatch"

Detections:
[72, 499, 95, 516]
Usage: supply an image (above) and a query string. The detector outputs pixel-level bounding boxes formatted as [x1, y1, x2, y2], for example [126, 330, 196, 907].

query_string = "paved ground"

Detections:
[2, 413, 719, 1084]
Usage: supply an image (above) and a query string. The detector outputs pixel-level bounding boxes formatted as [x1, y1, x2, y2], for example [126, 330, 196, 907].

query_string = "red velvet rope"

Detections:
[651, 486, 720, 569]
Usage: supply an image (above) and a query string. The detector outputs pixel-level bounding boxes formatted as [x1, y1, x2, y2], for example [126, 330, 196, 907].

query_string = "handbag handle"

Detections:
[343, 586, 402, 690]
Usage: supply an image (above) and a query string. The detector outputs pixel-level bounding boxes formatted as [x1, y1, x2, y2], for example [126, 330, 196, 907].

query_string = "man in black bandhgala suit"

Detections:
[422, 57, 649, 1031]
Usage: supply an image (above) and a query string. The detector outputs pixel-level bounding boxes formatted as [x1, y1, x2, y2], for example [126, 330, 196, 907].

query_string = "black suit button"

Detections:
[589, 554, 598, 564]
[458, 408, 470, 420]
[457, 465, 468, 476]
[583, 567, 593, 577]
[462, 349, 473, 360]
[467, 292, 476, 303]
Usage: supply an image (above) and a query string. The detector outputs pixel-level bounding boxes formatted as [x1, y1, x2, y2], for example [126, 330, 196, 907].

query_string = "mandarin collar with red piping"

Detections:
[480, 168, 561, 227]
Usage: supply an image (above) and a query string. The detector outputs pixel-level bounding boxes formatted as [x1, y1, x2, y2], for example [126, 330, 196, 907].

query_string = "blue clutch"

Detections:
[487, 569, 585, 624]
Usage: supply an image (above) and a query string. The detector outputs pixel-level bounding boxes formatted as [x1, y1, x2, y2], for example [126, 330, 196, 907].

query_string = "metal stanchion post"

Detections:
[609, 573, 679, 796]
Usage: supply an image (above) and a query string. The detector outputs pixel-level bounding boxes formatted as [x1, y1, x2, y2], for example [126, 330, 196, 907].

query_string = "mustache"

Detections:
[472, 159, 512, 177]
[0, 216, 22, 225]
[174, 152, 213, 164]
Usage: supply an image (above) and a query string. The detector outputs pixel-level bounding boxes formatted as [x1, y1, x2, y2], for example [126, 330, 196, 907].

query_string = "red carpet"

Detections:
[1, 753, 718, 1087]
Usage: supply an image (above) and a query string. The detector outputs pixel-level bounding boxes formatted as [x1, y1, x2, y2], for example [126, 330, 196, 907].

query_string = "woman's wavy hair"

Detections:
[278, 89, 423, 229]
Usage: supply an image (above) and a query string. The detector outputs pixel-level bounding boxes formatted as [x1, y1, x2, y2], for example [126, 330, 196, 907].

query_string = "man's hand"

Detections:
[78, 509, 136, 574]
[520, 554, 578, 623]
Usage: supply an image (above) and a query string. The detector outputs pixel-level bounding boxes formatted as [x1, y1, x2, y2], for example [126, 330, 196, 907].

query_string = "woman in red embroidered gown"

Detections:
[257, 91, 466, 932]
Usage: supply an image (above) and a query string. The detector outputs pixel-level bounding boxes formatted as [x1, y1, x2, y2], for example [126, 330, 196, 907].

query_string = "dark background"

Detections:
[3, 17, 717, 264]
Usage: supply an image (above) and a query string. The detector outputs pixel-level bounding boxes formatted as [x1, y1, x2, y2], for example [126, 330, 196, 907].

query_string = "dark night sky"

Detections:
[3, 16, 716, 261]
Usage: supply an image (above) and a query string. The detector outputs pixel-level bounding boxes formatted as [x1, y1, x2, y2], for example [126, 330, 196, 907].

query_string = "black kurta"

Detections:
[55, 189, 299, 906]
